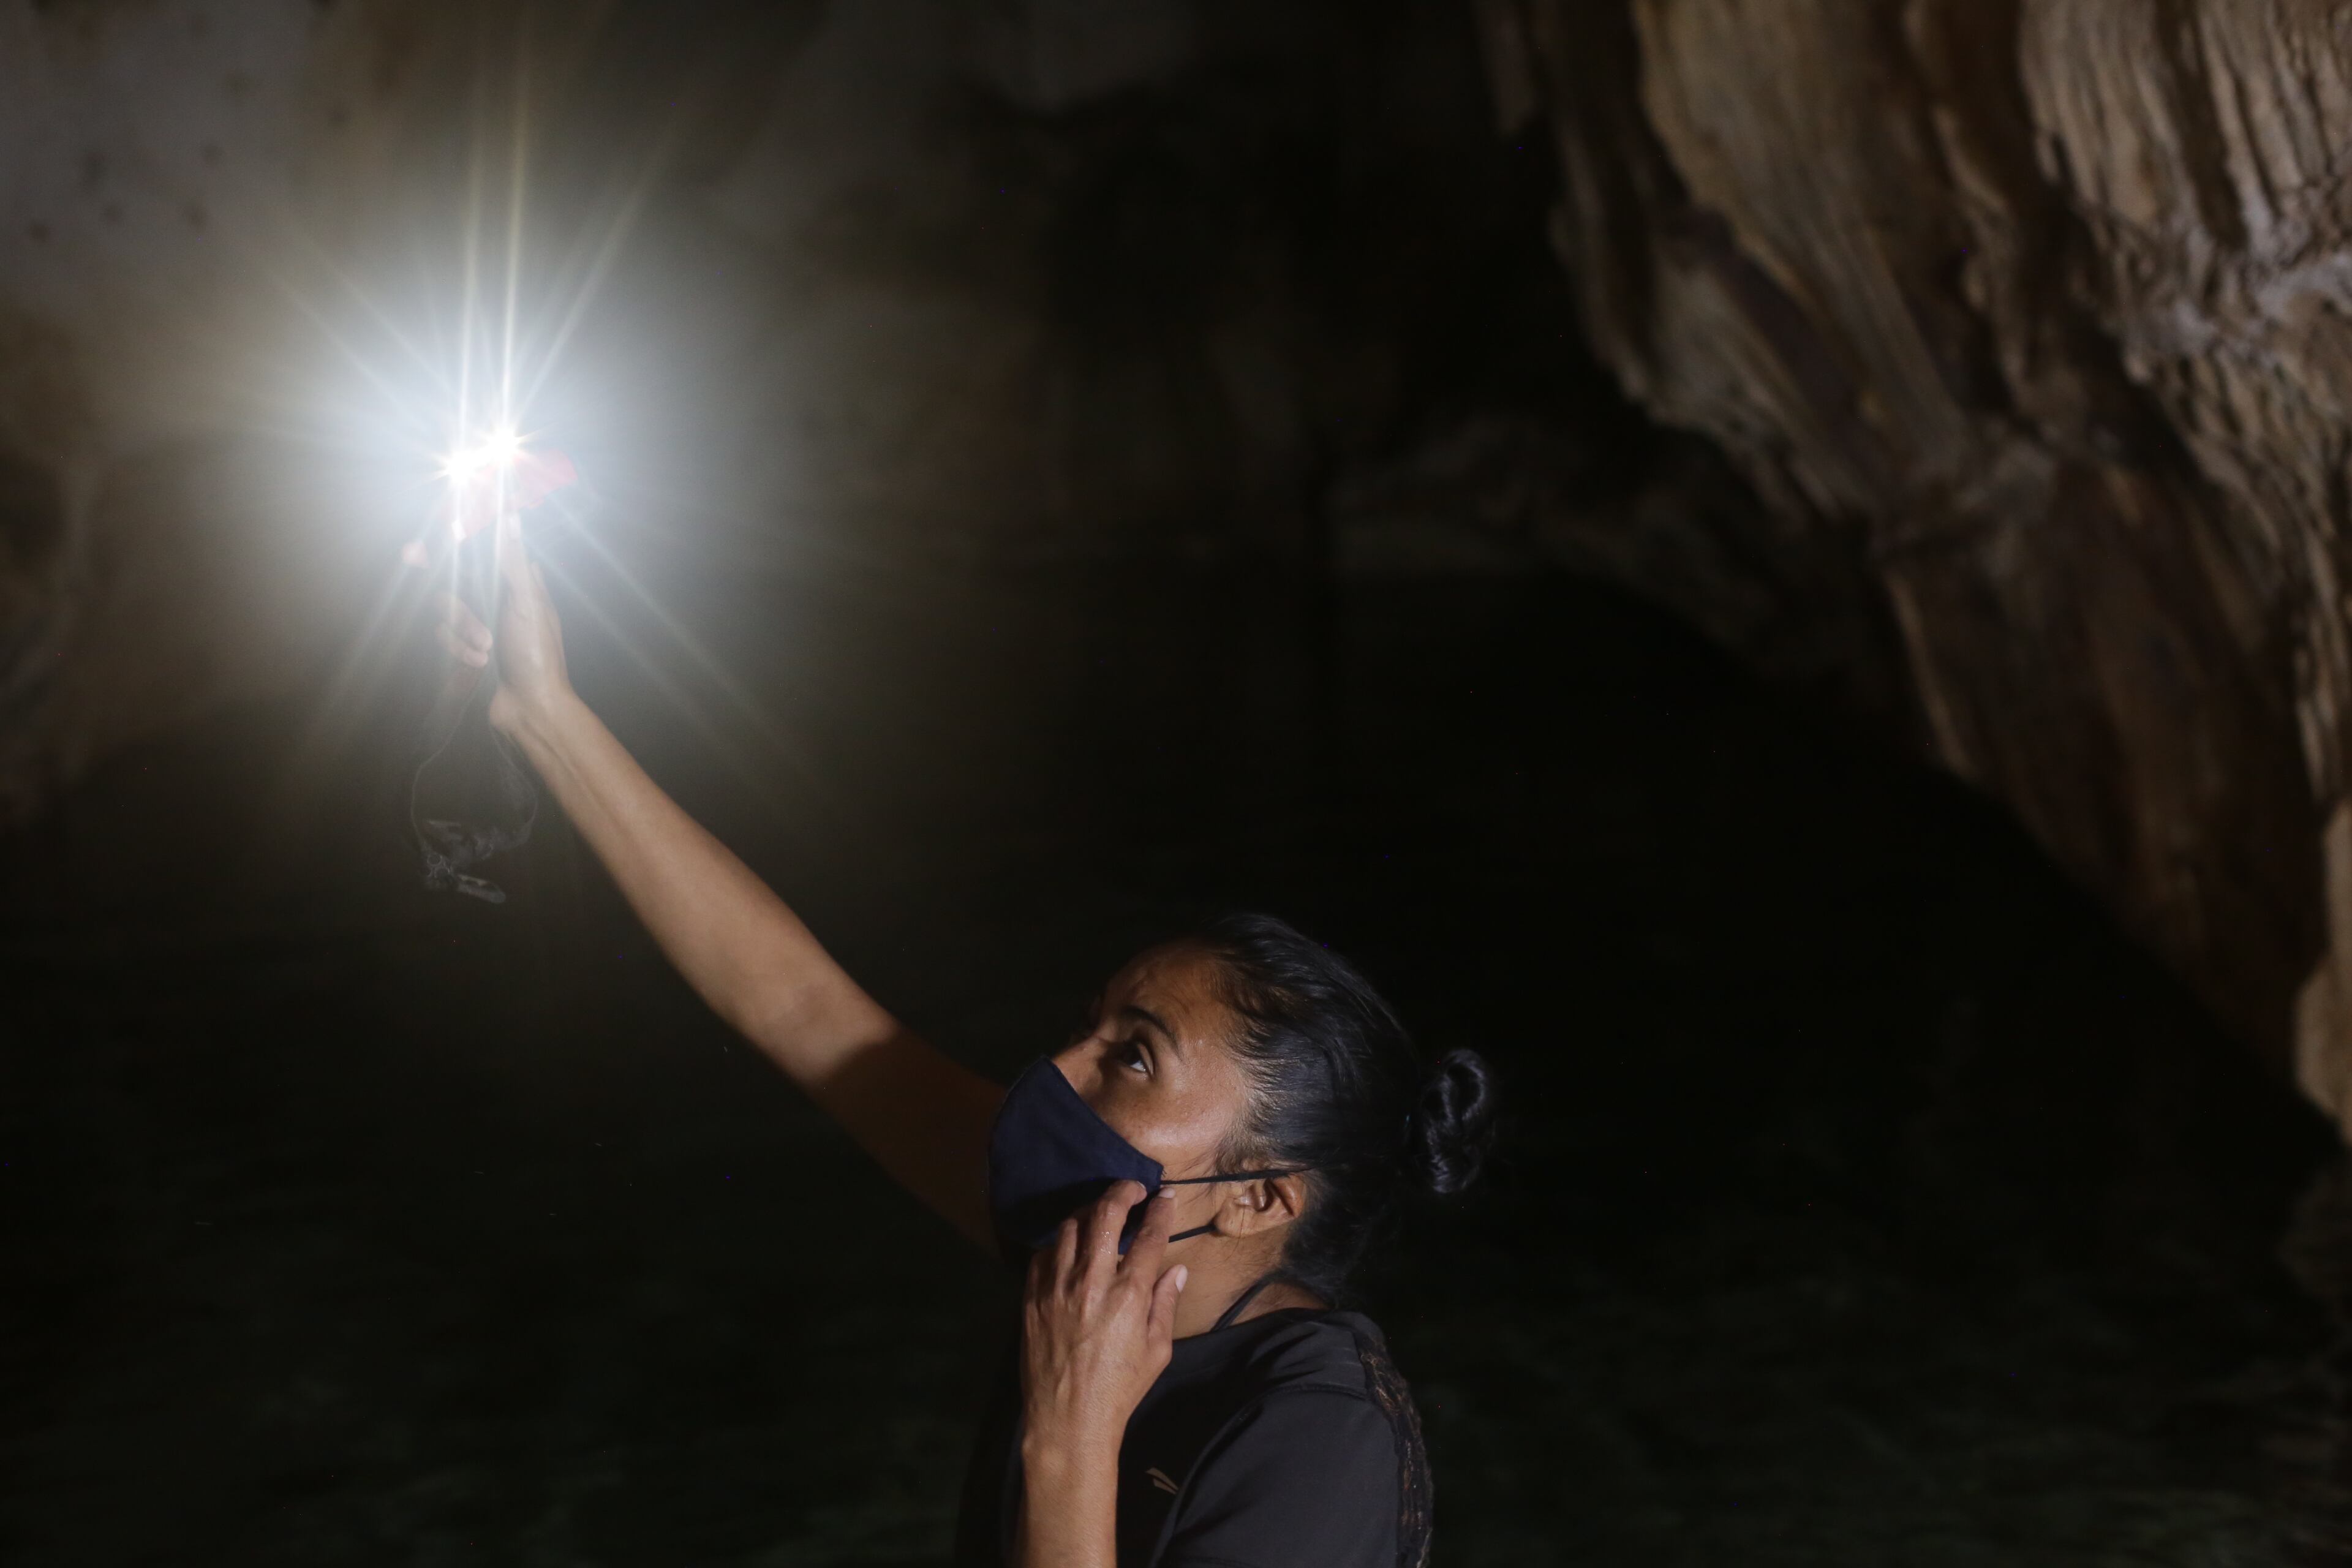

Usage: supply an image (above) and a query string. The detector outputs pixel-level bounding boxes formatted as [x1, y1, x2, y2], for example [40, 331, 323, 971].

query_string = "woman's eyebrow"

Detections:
[1119, 1003, 1179, 1051]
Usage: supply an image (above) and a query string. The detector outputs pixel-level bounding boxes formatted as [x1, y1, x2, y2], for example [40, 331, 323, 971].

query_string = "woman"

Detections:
[435, 516, 1499, 1566]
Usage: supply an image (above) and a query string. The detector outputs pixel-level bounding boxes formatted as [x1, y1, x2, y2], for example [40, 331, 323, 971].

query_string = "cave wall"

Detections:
[28, 0, 2334, 1127]
[1479, 0, 2352, 1117]
[0, 0, 1531, 823]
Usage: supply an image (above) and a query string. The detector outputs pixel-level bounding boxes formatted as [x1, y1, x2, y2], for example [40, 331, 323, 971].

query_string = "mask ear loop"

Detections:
[1158, 1167, 1308, 1243]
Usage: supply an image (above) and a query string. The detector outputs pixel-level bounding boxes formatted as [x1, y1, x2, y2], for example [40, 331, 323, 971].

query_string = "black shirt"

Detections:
[954, 1308, 1431, 1568]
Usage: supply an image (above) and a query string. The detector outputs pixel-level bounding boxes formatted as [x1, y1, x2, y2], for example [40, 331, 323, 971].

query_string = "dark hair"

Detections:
[1190, 912, 1498, 1303]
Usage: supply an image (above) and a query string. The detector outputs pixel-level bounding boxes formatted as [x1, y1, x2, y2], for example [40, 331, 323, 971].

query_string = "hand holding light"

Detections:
[420, 424, 581, 738]
[435, 507, 574, 740]
[401, 424, 579, 567]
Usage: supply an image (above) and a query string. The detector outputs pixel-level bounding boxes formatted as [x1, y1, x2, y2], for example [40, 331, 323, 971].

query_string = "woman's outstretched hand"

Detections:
[432, 511, 573, 739]
[1018, 1182, 1188, 1566]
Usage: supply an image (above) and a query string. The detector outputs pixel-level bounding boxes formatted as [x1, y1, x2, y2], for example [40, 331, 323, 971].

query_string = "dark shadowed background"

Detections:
[9, 4, 2352, 1564]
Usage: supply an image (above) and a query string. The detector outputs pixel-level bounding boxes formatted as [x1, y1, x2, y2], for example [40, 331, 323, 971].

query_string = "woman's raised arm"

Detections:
[439, 515, 1003, 1248]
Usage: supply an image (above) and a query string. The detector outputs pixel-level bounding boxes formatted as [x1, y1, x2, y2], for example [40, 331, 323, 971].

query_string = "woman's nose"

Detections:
[1049, 1042, 1093, 1096]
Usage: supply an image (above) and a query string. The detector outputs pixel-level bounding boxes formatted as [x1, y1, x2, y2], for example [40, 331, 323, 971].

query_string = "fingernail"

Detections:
[1172, 1267, 1188, 1290]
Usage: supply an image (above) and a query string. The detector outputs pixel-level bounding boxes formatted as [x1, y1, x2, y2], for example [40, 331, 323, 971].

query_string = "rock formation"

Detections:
[19, 1, 2351, 1125]
[1479, 0, 2352, 1125]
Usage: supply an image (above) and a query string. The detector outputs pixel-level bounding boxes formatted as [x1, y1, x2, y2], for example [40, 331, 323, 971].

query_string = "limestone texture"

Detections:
[1479, 0, 2352, 1121]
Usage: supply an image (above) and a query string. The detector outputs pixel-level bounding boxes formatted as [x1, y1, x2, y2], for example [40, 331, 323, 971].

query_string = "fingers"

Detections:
[1122, 1190, 1175, 1281]
[1082, 1180, 1151, 1279]
[1052, 1206, 1081, 1284]
[1035, 1182, 1161, 1307]
[495, 507, 538, 603]
[1026, 1234, 1055, 1305]
[435, 593, 491, 668]
[442, 594, 491, 646]
[1147, 1262, 1188, 1349]
[434, 620, 489, 669]
[492, 508, 565, 657]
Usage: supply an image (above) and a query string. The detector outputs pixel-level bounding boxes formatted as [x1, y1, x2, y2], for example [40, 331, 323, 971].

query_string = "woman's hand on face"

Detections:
[1021, 1182, 1189, 1461]
[432, 510, 574, 739]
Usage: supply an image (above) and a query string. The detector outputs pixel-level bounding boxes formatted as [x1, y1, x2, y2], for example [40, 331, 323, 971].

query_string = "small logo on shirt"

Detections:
[1145, 1466, 1181, 1496]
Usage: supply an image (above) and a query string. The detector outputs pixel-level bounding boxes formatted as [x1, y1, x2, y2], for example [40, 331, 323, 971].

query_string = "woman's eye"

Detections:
[1117, 1036, 1150, 1073]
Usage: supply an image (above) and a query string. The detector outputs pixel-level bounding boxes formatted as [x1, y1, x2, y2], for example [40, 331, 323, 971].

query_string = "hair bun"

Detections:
[1407, 1047, 1498, 1196]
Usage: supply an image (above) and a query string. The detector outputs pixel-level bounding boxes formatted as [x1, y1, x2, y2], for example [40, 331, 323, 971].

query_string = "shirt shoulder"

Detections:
[1160, 1385, 1399, 1567]
[1232, 1310, 1392, 1398]
[1154, 1313, 1408, 1568]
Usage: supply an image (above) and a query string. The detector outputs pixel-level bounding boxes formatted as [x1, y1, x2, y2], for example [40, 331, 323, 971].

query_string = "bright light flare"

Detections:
[442, 423, 524, 482]
[420, 423, 579, 554]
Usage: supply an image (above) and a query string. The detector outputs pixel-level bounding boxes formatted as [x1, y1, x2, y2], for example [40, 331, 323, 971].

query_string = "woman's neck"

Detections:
[1237, 1277, 1324, 1319]
[1175, 1263, 1325, 1337]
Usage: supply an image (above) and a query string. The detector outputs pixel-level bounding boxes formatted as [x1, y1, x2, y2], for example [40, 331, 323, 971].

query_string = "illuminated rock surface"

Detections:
[1483, 0, 2352, 1120]
[22, 0, 2352, 1131]
[12, 10, 2352, 1551]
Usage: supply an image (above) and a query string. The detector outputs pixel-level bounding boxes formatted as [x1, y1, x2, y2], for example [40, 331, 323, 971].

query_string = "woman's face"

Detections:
[1052, 943, 1256, 1192]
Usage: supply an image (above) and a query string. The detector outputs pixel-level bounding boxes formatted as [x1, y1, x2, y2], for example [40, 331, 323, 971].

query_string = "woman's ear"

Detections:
[1216, 1172, 1308, 1238]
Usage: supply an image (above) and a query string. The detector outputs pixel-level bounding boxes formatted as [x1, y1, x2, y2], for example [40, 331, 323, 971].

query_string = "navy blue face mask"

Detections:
[987, 1057, 1303, 1256]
